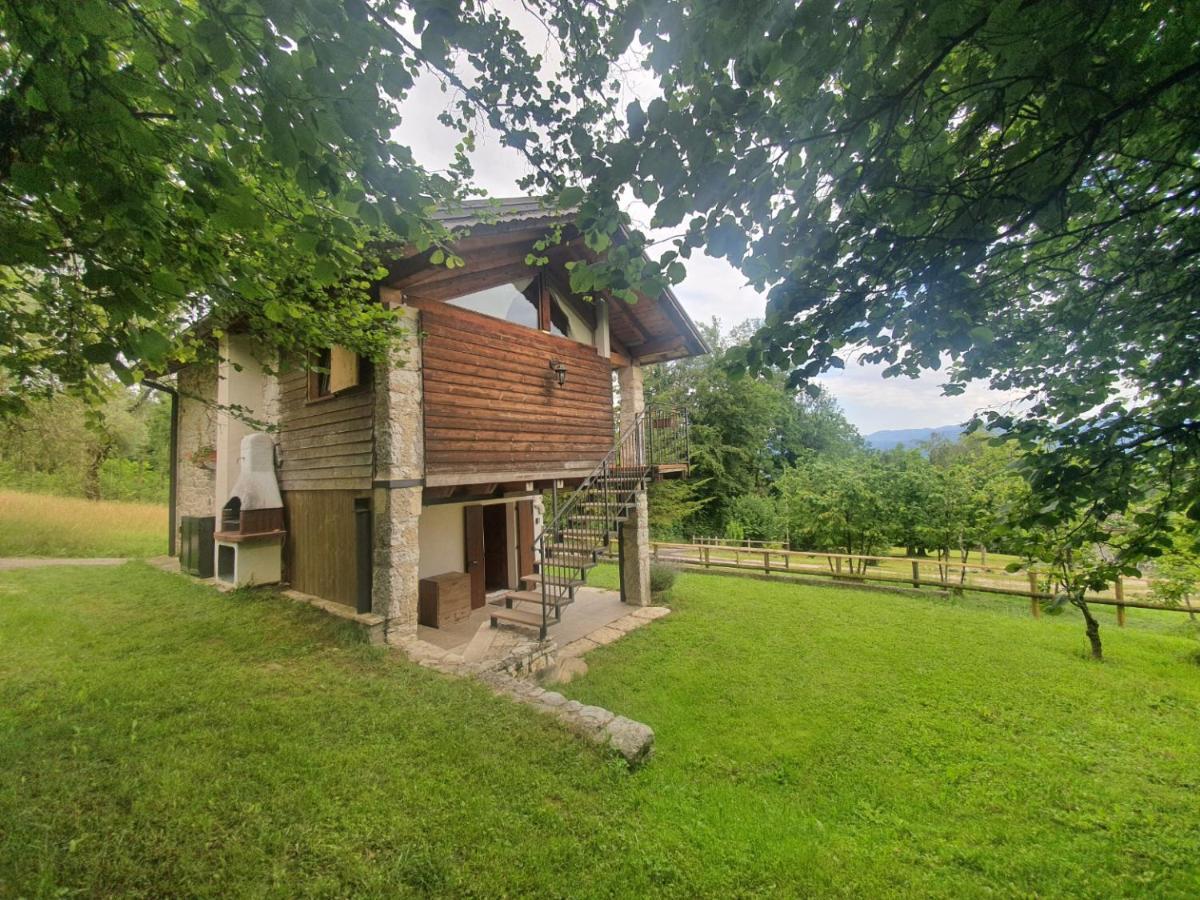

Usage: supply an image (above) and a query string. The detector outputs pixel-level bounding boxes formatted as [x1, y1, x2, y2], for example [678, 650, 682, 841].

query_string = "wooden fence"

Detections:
[691, 535, 787, 550]
[615, 540, 1200, 624]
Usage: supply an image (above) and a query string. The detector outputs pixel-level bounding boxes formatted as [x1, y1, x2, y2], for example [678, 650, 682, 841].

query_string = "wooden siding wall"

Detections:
[282, 489, 366, 608]
[276, 367, 374, 492]
[416, 301, 613, 477]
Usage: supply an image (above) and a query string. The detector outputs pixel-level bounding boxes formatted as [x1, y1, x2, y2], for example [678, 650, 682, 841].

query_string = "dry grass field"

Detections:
[0, 489, 166, 558]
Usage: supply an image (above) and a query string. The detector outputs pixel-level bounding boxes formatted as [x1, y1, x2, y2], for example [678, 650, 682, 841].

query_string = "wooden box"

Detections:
[418, 572, 472, 628]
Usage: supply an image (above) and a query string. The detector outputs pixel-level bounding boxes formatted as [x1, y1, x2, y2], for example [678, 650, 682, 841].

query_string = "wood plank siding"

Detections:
[275, 365, 374, 607]
[416, 301, 613, 478]
[276, 366, 374, 492]
[282, 489, 368, 608]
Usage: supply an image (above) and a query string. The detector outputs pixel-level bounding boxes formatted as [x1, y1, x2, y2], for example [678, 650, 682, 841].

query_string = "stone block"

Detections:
[605, 716, 655, 767]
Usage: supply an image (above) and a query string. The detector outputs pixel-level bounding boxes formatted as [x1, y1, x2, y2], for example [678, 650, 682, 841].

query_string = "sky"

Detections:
[394, 22, 1020, 436]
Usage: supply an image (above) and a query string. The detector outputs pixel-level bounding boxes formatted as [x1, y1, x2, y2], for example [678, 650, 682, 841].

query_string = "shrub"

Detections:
[649, 563, 678, 595]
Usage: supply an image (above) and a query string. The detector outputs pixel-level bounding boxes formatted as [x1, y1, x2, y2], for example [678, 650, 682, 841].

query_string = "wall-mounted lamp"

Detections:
[548, 360, 568, 388]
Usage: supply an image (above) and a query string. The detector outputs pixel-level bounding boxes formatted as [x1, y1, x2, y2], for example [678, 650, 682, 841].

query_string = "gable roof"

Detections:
[386, 197, 707, 364]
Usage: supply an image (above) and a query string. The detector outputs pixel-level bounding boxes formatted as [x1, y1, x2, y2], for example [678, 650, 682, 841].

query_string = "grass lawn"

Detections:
[0, 490, 167, 558]
[3, 564, 1199, 897]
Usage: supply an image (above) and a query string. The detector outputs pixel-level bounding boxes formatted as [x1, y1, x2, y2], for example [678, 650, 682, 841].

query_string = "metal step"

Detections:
[541, 552, 596, 568]
[489, 606, 546, 630]
[520, 573, 584, 590]
[496, 589, 569, 606]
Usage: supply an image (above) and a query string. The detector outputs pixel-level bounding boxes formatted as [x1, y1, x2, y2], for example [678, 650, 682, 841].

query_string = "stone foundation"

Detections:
[619, 490, 651, 606]
[372, 302, 424, 641]
[175, 363, 217, 520]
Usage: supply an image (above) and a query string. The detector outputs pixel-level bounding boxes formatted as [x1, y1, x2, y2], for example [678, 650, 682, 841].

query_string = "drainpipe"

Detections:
[144, 379, 179, 557]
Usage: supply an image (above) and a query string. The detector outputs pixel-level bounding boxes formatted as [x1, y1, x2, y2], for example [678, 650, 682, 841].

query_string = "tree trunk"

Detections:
[84, 447, 106, 501]
[1071, 595, 1103, 661]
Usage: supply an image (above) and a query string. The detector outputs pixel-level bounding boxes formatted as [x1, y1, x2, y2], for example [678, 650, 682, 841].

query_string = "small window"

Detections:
[309, 345, 360, 400]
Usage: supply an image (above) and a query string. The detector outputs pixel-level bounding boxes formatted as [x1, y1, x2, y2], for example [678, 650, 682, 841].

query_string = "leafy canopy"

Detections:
[550, 0, 1200, 566]
[0, 0, 593, 406]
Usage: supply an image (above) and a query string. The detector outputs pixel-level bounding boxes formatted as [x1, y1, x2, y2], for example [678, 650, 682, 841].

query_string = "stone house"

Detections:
[170, 199, 706, 642]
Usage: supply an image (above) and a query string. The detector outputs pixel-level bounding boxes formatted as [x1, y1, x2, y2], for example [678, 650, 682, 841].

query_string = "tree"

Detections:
[877, 447, 936, 558]
[0, 0, 593, 408]
[1148, 517, 1200, 622]
[549, 0, 1200, 580]
[1001, 515, 1130, 662]
[725, 492, 781, 543]
[0, 380, 167, 500]
[778, 454, 895, 572]
[644, 318, 860, 534]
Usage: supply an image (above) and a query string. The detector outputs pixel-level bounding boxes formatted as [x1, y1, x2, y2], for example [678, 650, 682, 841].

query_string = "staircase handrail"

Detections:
[532, 404, 690, 639]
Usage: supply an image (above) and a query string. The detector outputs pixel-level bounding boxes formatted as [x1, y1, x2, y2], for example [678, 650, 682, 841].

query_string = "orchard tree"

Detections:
[778, 454, 895, 572]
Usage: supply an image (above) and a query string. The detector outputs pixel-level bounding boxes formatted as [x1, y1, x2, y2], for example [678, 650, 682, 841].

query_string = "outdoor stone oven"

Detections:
[214, 432, 285, 587]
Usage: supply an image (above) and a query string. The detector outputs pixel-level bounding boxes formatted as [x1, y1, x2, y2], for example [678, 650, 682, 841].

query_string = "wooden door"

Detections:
[516, 500, 536, 581]
[464, 505, 485, 609]
[483, 504, 509, 590]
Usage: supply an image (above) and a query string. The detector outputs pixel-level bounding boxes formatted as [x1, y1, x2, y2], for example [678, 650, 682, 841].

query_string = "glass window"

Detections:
[548, 285, 592, 345]
[446, 276, 538, 329]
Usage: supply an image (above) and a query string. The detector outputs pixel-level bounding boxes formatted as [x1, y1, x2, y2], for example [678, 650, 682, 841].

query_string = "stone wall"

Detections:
[176, 363, 217, 519]
[619, 490, 651, 606]
[371, 299, 425, 641]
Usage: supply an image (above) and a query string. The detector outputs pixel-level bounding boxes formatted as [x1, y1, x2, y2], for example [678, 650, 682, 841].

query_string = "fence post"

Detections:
[911, 560, 920, 589]
[835, 556, 842, 577]
[1028, 571, 1041, 618]
[1115, 577, 1126, 627]
[704, 546, 710, 569]
[763, 551, 770, 575]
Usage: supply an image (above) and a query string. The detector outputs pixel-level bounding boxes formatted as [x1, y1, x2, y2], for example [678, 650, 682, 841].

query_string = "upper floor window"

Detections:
[309, 345, 362, 400]
[446, 272, 592, 346]
[447, 276, 539, 329]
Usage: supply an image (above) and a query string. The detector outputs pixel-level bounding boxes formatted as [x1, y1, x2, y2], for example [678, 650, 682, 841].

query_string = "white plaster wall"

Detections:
[418, 502, 466, 579]
[214, 334, 278, 514]
[418, 497, 527, 587]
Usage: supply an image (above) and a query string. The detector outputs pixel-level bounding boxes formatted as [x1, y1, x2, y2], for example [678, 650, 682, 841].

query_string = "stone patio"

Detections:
[417, 585, 653, 658]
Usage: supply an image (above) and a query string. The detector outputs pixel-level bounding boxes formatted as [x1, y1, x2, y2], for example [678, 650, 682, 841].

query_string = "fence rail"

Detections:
[614, 540, 1200, 622]
[691, 536, 787, 550]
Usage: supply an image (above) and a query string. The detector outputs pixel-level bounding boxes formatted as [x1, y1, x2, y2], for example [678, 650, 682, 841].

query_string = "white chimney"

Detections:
[227, 432, 282, 511]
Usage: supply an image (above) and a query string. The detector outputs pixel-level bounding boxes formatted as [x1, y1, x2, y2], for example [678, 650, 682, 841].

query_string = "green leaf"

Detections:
[557, 186, 585, 208]
[969, 326, 995, 345]
[263, 299, 287, 323]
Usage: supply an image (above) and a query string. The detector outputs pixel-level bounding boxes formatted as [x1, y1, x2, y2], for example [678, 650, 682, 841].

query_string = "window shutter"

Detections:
[328, 345, 360, 393]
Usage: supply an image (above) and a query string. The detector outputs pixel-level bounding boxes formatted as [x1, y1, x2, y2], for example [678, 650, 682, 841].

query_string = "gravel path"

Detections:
[0, 558, 128, 571]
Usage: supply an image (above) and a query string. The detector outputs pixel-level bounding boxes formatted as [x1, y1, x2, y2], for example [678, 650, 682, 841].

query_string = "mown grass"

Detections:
[2, 564, 1199, 897]
[0, 489, 166, 557]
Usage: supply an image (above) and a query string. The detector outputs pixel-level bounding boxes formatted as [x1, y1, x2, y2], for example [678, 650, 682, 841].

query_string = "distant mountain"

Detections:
[864, 424, 963, 450]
